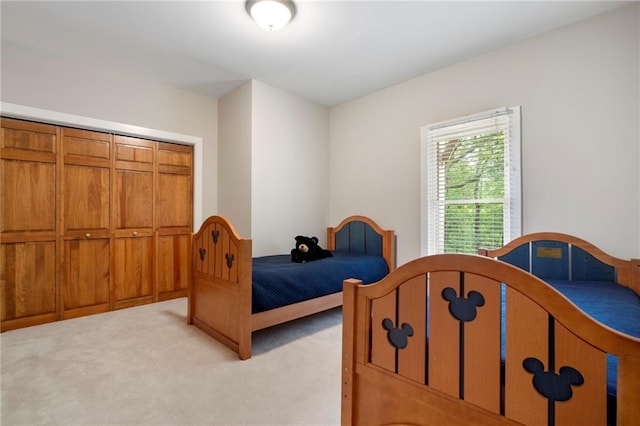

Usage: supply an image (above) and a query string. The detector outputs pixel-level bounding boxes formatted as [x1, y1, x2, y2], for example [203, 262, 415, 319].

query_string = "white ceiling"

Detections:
[1, 1, 632, 107]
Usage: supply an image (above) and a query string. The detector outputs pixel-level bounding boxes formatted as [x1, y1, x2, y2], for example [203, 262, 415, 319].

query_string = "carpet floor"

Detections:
[1, 298, 343, 425]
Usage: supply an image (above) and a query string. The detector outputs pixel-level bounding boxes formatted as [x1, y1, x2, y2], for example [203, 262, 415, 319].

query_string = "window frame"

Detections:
[420, 106, 522, 255]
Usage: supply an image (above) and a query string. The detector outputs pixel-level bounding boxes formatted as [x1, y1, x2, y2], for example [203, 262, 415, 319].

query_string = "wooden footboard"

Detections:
[190, 215, 395, 360]
[189, 216, 252, 359]
[342, 254, 640, 425]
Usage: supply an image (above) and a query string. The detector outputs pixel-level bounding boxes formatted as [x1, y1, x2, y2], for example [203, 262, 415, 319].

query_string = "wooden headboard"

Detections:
[327, 215, 396, 272]
[479, 232, 640, 295]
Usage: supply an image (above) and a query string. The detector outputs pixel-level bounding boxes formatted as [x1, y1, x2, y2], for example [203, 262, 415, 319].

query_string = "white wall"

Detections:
[329, 4, 640, 264]
[218, 81, 253, 236]
[251, 81, 330, 256]
[218, 81, 330, 256]
[1, 40, 219, 227]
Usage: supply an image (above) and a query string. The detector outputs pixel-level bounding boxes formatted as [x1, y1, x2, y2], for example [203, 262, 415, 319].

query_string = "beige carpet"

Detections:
[1, 298, 343, 425]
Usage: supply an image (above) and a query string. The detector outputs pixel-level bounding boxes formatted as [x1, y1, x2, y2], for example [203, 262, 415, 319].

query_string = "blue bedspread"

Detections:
[546, 280, 640, 400]
[501, 279, 640, 401]
[252, 251, 389, 313]
[546, 279, 640, 338]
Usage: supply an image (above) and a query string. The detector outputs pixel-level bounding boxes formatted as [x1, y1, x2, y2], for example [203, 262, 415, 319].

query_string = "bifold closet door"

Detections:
[1, 118, 59, 330]
[156, 142, 193, 300]
[1, 117, 194, 330]
[113, 135, 154, 309]
[60, 128, 112, 319]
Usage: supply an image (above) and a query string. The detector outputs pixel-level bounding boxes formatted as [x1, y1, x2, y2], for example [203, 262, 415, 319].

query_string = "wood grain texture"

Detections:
[1, 119, 193, 330]
[1, 119, 59, 330]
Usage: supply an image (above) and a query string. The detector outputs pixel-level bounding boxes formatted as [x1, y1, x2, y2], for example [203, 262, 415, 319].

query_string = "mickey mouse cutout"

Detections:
[382, 318, 414, 349]
[441, 287, 485, 322]
[523, 357, 584, 402]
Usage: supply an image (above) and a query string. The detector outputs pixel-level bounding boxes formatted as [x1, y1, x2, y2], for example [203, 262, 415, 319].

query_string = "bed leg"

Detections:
[238, 325, 252, 360]
[341, 279, 361, 425]
[239, 345, 251, 360]
[617, 354, 640, 426]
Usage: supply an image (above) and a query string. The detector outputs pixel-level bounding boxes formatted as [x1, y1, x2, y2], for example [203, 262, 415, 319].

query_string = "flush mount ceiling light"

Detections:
[246, 0, 296, 31]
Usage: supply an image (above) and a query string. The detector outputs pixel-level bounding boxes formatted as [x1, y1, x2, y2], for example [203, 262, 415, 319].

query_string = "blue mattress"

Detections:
[252, 251, 389, 314]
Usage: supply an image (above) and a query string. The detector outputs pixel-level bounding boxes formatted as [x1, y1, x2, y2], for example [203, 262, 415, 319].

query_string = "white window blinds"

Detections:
[420, 107, 521, 255]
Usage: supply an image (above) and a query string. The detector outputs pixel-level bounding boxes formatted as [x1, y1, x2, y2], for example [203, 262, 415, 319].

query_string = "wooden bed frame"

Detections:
[189, 215, 395, 360]
[342, 245, 640, 424]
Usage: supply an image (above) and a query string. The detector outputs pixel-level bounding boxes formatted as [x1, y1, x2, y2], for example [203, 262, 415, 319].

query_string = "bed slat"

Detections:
[429, 272, 502, 413]
[463, 273, 501, 414]
[370, 287, 396, 372]
[429, 271, 461, 398]
[618, 354, 640, 425]
[532, 241, 570, 280]
[554, 322, 606, 425]
[497, 243, 530, 272]
[397, 275, 427, 384]
[212, 223, 221, 276]
[370, 275, 427, 384]
[505, 286, 607, 425]
[505, 287, 551, 423]
[334, 220, 383, 256]
[571, 246, 616, 282]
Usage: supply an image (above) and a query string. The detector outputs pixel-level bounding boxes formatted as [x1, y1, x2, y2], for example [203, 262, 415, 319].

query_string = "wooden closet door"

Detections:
[113, 136, 154, 309]
[156, 142, 192, 300]
[61, 128, 112, 319]
[1, 118, 59, 330]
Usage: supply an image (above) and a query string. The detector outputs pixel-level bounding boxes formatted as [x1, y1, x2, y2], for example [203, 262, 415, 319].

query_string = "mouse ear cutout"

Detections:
[382, 318, 393, 331]
[523, 357, 544, 374]
[441, 287, 456, 302]
[468, 290, 486, 307]
[559, 366, 585, 386]
[401, 323, 414, 336]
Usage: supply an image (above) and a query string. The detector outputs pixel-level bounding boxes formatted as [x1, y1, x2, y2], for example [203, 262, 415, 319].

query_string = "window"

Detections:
[420, 107, 521, 255]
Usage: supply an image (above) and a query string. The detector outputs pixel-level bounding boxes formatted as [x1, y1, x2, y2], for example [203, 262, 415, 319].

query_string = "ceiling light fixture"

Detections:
[246, 0, 296, 31]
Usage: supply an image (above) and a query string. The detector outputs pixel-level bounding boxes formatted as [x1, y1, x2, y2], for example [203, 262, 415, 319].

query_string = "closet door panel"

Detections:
[62, 238, 110, 316]
[61, 128, 112, 318]
[63, 164, 110, 235]
[115, 169, 153, 229]
[1, 241, 56, 321]
[156, 142, 192, 300]
[113, 136, 154, 232]
[157, 173, 191, 230]
[1, 118, 57, 160]
[114, 236, 153, 306]
[63, 134, 110, 166]
[1, 118, 59, 330]
[157, 142, 192, 233]
[1, 159, 56, 238]
[157, 234, 190, 299]
[113, 136, 155, 307]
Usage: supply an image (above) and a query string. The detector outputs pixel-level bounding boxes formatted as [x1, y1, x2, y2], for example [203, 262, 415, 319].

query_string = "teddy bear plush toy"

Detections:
[290, 235, 333, 263]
